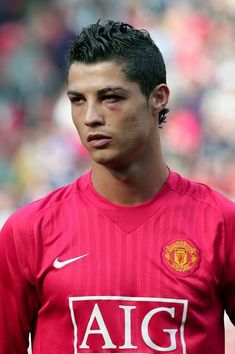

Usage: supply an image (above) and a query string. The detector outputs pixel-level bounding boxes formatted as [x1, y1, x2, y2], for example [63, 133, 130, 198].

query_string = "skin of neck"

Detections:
[91, 141, 169, 206]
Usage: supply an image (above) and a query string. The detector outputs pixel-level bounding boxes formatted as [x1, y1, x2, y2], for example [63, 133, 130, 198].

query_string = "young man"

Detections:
[0, 20, 235, 354]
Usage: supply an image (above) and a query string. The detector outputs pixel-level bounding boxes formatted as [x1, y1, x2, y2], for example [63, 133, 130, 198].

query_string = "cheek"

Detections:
[124, 112, 146, 130]
[71, 105, 80, 122]
[124, 113, 153, 142]
[71, 115, 79, 132]
[71, 108, 83, 130]
[71, 115, 85, 142]
[113, 118, 142, 147]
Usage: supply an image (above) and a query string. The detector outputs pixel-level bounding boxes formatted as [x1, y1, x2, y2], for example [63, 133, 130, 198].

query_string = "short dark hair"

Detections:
[67, 20, 169, 125]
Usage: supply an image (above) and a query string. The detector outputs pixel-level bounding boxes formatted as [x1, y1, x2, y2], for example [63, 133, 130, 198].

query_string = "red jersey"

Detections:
[0, 170, 235, 354]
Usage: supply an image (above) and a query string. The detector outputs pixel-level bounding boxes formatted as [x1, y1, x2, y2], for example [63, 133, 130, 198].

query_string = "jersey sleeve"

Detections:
[220, 197, 235, 325]
[0, 212, 38, 353]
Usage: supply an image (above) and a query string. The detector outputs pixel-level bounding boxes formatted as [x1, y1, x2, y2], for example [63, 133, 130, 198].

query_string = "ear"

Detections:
[150, 84, 170, 117]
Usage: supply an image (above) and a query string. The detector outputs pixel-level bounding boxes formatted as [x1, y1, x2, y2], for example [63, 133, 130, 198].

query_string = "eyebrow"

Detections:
[98, 87, 129, 95]
[67, 86, 129, 97]
[67, 90, 83, 97]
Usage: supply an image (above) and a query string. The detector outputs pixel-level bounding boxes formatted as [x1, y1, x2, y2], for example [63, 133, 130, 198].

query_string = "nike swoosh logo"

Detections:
[53, 254, 88, 269]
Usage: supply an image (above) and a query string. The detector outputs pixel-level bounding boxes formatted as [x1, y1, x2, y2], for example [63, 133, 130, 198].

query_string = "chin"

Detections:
[91, 151, 123, 168]
[91, 151, 115, 165]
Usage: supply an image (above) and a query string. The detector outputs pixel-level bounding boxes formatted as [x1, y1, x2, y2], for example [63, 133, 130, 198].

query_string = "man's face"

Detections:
[67, 61, 159, 168]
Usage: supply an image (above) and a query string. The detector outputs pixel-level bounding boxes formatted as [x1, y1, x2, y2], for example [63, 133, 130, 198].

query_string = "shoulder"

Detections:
[1, 172, 90, 233]
[168, 169, 235, 219]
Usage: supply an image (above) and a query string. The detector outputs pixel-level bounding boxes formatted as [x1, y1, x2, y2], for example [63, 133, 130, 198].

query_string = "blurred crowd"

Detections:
[1, 0, 235, 227]
[0, 1, 235, 351]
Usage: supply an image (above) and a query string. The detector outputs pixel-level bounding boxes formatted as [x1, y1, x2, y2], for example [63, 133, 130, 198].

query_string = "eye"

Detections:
[69, 96, 85, 105]
[103, 95, 123, 103]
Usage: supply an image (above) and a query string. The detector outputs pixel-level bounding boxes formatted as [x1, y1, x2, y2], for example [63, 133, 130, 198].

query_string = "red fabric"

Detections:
[1, 170, 235, 353]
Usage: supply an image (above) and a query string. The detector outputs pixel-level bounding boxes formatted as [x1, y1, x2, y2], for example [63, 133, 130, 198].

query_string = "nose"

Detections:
[84, 102, 105, 126]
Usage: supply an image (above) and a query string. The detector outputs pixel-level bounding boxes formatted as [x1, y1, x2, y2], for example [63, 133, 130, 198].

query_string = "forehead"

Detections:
[67, 61, 140, 93]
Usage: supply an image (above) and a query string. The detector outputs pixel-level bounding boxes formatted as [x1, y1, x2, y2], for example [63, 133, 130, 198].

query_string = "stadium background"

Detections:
[0, 0, 234, 352]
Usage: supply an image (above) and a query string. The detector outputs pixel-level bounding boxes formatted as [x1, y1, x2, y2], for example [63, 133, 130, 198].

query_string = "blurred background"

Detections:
[0, 0, 234, 351]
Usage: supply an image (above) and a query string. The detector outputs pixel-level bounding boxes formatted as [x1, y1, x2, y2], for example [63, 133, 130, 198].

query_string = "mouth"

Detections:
[87, 133, 112, 148]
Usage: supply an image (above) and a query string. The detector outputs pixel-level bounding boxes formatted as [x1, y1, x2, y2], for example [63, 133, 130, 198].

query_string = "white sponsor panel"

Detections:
[68, 296, 188, 354]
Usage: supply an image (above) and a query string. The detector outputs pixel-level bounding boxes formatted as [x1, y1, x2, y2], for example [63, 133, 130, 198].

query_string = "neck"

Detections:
[91, 158, 168, 205]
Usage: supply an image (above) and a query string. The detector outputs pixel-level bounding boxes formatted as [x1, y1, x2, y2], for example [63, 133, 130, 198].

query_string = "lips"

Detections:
[87, 133, 112, 148]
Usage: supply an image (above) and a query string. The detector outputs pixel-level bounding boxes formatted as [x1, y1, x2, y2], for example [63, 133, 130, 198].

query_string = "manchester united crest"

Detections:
[162, 239, 200, 276]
